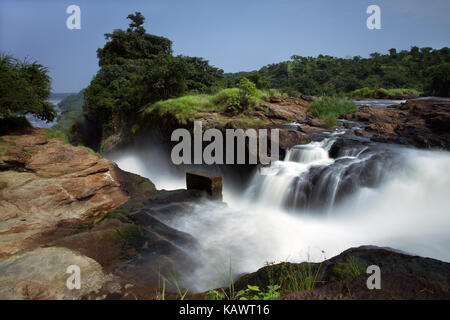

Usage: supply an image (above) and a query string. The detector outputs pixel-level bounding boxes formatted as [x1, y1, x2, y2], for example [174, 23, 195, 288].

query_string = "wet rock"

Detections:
[347, 99, 450, 150]
[277, 129, 310, 151]
[328, 138, 365, 159]
[186, 171, 222, 200]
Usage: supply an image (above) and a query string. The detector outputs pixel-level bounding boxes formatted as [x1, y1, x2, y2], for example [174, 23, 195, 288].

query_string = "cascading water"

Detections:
[246, 138, 334, 209]
[247, 133, 395, 212]
[111, 128, 450, 292]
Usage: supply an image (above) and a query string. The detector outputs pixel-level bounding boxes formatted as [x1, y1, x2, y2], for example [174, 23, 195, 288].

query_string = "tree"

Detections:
[0, 54, 56, 122]
[84, 13, 224, 137]
[127, 12, 145, 33]
[178, 56, 223, 92]
[427, 63, 450, 97]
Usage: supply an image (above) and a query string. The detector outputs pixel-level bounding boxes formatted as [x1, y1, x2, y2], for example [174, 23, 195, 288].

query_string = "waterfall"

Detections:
[111, 131, 450, 292]
[248, 135, 396, 212]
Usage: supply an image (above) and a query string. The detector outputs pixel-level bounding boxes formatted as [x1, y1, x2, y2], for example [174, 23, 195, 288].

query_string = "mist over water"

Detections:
[111, 134, 450, 292]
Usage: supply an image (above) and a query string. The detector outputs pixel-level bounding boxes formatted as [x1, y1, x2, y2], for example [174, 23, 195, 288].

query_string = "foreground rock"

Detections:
[0, 133, 139, 258]
[234, 246, 450, 300]
[0, 247, 113, 300]
[346, 99, 450, 149]
[0, 130, 216, 299]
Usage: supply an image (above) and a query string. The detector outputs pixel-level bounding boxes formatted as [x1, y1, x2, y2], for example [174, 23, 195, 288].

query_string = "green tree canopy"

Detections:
[225, 46, 450, 97]
[85, 12, 223, 136]
[0, 54, 56, 121]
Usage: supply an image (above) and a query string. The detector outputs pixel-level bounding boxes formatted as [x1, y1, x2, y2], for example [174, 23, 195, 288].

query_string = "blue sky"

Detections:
[1, 0, 449, 92]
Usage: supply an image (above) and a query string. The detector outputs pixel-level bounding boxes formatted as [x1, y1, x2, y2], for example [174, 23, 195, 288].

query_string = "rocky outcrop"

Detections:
[0, 131, 208, 299]
[0, 133, 140, 258]
[234, 246, 450, 300]
[346, 99, 450, 149]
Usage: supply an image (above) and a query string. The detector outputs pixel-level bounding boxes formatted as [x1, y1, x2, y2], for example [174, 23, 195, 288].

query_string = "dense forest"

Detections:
[225, 47, 450, 97]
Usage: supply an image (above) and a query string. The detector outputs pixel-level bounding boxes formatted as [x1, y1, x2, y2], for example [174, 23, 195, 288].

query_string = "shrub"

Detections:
[0, 54, 56, 123]
[211, 88, 241, 113]
[238, 77, 257, 105]
[308, 97, 358, 128]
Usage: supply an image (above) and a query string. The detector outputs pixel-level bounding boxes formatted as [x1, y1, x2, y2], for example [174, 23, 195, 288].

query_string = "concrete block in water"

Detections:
[186, 171, 222, 200]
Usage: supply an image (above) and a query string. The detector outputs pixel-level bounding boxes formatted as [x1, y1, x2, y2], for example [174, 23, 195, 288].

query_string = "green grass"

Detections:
[308, 97, 358, 128]
[157, 259, 190, 300]
[267, 262, 323, 293]
[142, 88, 271, 125]
[327, 256, 366, 282]
[143, 94, 216, 125]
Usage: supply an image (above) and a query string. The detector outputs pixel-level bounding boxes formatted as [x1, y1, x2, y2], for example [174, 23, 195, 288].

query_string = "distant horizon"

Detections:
[2, 0, 449, 92]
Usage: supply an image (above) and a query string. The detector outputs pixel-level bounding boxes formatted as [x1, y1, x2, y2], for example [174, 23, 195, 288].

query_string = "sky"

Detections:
[1, 0, 449, 93]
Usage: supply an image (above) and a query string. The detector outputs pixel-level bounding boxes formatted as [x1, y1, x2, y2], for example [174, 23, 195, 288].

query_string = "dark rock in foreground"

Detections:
[234, 246, 450, 300]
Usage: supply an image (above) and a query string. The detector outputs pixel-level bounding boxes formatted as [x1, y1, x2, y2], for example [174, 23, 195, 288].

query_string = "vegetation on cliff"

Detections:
[142, 78, 270, 125]
[84, 12, 223, 139]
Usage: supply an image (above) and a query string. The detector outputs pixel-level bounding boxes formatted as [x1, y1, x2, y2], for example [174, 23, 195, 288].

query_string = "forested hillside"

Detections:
[225, 47, 450, 97]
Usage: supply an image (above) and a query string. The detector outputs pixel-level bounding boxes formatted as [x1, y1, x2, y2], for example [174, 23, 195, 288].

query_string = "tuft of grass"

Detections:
[308, 97, 358, 128]
[157, 259, 189, 300]
[327, 256, 366, 282]
[274, 262, 323, 292]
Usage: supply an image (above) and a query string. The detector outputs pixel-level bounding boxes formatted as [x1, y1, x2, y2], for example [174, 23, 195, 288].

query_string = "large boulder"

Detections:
[0, 247, 114, 300]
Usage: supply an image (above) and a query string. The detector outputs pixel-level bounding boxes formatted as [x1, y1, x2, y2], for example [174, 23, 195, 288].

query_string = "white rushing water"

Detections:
[113, 136, 450, 292]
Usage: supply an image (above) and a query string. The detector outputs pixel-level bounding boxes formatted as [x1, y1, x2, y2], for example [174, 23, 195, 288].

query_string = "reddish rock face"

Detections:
[0, 132, 131, 258]
[347, 100, 450, 149]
